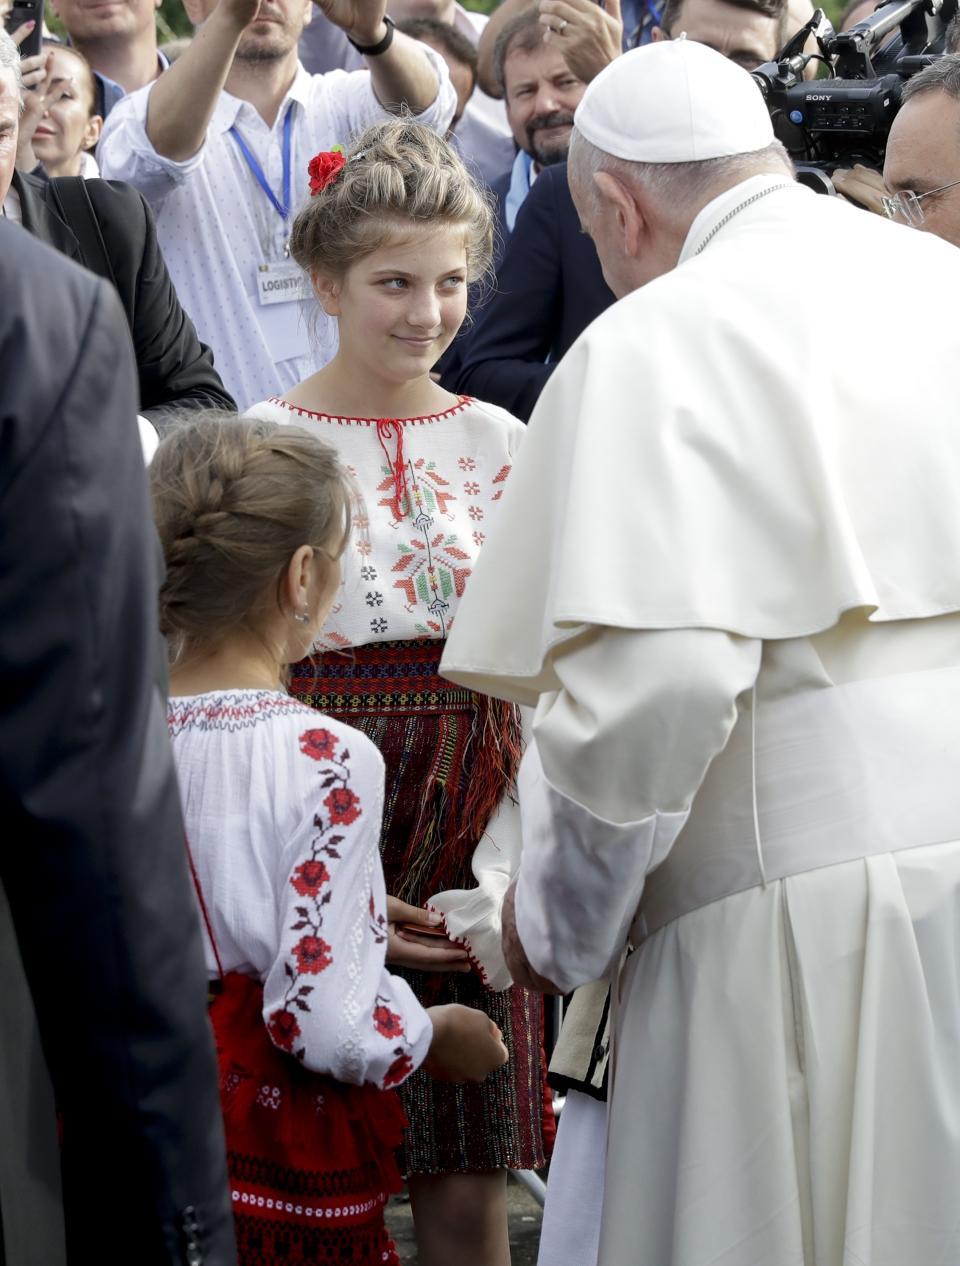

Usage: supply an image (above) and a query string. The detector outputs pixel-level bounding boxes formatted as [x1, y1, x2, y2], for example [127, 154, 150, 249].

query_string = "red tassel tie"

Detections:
[376, 419, 409, 519]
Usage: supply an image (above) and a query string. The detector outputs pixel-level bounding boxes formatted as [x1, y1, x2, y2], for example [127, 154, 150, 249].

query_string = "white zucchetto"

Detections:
[573, 38, 775, 164]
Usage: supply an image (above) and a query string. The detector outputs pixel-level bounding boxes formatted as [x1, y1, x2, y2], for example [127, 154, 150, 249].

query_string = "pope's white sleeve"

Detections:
[514, 626, 761, 992]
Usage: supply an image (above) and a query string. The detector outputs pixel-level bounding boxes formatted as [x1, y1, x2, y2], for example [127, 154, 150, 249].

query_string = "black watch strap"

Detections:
[347, 14, 395, 55]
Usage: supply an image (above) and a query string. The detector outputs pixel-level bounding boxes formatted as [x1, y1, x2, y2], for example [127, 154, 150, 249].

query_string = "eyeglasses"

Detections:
[881, 178, 960, 227]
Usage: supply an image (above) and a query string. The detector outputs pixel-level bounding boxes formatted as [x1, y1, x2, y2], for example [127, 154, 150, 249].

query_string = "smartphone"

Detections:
[6, 0, 43, 59]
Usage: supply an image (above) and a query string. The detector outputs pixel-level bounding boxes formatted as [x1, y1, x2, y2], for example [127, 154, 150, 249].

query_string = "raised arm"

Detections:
[145, 0, 259, 161]
[313, 0, 444, 114]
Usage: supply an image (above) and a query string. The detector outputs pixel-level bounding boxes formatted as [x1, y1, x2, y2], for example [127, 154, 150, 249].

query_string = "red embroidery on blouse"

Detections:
[266, 396, 473, 427]
[383, 1053, 415, 1088]
[299, 728, 339, 761]
[265, 727, 361, 1062]
[373, 1003, 405, 1040]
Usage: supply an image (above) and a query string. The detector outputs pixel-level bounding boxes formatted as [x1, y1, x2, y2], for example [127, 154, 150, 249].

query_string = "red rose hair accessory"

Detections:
[308, 146, 345, 196]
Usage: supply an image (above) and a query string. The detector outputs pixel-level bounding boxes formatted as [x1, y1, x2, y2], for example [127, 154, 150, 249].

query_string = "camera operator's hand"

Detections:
[832, 165, 888, 217]
[538, 0, 623, 84]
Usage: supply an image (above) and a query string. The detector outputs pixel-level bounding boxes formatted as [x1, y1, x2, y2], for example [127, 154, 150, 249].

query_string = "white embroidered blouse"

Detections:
[244, 394, 527, 989]
[167, 690, 433, 1089]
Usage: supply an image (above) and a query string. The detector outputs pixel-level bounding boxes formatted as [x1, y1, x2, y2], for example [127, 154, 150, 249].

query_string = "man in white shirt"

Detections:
[442, 39, 960, 1266]
[298, 0, 515, 184]
[98, 0, 456, 409]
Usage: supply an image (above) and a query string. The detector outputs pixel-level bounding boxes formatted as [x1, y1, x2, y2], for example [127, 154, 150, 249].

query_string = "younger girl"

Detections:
[151, 413, 507, 1265]
[248, 121, 551, 1266]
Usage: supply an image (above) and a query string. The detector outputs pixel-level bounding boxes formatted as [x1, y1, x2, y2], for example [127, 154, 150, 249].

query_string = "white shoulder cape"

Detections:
[441, 184, 960, 704]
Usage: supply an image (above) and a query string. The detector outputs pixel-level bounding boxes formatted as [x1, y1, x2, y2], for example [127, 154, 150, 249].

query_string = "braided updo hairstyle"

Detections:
[289, 119, 495, 283]
[150, 413, 350, 659]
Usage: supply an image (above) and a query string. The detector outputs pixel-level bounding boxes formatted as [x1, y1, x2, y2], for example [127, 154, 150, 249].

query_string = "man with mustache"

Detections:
[491, 6, 585, 237]
[98, 0, 456, 409]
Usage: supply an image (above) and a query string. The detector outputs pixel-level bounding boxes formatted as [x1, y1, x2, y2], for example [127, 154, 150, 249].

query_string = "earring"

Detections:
[294, 609, 310, 625]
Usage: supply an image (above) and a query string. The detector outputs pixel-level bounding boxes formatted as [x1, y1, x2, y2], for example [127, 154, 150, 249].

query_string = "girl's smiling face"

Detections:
[314, 221, 470, 387]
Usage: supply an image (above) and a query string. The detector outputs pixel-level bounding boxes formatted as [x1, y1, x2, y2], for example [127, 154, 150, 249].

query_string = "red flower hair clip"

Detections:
[308, 147, 346, 196]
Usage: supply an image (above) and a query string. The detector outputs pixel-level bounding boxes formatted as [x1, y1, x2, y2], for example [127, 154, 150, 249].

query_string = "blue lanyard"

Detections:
[229, 104, 294, 221]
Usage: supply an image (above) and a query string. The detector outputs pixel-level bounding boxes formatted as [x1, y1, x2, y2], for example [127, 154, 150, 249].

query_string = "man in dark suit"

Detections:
[1, 28, 233, 431]
[0, 221, 236, 1265]
[451, 161, 614, 420]
[8, 169, 236, 430]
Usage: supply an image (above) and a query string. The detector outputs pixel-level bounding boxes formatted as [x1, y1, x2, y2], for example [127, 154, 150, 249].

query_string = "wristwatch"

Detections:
[347, 14, 395, 55]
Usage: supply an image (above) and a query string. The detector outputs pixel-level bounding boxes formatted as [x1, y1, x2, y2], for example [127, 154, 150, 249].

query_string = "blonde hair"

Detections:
[150, 413, 350, 657]
[289, 119, 495, 284]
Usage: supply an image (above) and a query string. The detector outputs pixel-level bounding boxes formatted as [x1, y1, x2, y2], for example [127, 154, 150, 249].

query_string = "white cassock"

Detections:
[441, 174, 960, 1266]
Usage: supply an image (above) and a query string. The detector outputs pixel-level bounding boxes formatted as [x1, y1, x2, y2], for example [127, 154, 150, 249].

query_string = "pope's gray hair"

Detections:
[0, 28, 24, 105]
[568, 128, 793, 211]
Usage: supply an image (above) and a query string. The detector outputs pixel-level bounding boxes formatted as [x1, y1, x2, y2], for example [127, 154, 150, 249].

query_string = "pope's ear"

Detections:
[593, 169, 645, 255]
[650, 24, 666, 40]
[311, 269, 342, 316]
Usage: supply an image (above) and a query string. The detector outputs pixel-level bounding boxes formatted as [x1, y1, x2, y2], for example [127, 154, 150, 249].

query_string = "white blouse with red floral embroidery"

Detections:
[167, 689, 432, 1089]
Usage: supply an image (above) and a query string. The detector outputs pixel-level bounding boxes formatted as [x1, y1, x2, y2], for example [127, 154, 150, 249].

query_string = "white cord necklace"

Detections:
[694, 184, 794, 256]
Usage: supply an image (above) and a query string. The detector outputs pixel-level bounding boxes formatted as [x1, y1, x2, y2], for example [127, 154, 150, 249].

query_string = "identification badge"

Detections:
[254, 260, 312, 364]
[256, 259, 310, 306]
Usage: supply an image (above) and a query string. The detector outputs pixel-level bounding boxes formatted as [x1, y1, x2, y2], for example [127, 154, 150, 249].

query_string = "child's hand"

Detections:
[422, 1003, 510, 1083]
[386, 897, 472, 973]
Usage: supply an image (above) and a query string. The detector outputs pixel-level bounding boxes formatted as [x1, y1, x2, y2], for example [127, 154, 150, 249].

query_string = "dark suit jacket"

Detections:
[489, 166, 511, 266]
[451, 162, 615, 421]
[0, 222, 236, 1266]
[14, 171, 235, 428]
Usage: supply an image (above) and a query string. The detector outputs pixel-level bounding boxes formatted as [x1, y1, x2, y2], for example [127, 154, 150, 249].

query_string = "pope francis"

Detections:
[441, 37, 960, 1266]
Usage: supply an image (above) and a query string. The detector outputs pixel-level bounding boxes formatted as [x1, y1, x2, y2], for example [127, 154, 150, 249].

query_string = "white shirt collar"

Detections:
[213, 62, 313, 135]
[2, 185, 23, 225]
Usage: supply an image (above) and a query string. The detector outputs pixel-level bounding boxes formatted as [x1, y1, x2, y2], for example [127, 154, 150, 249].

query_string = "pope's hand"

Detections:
[312, 0, 388, 47]
[832, 164, 888, 217]
[538, 0, 623, 84]
[502, 878, 563, 994]
[385, 896, 472, 973]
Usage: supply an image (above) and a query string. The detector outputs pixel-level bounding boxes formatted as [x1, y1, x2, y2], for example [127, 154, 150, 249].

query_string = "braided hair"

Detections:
[150, 413, 350, 659]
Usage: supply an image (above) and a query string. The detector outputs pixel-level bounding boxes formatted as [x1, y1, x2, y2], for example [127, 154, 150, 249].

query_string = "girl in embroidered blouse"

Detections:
[246, 121, 549, 1266]
[151, 414, 508, 1266]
